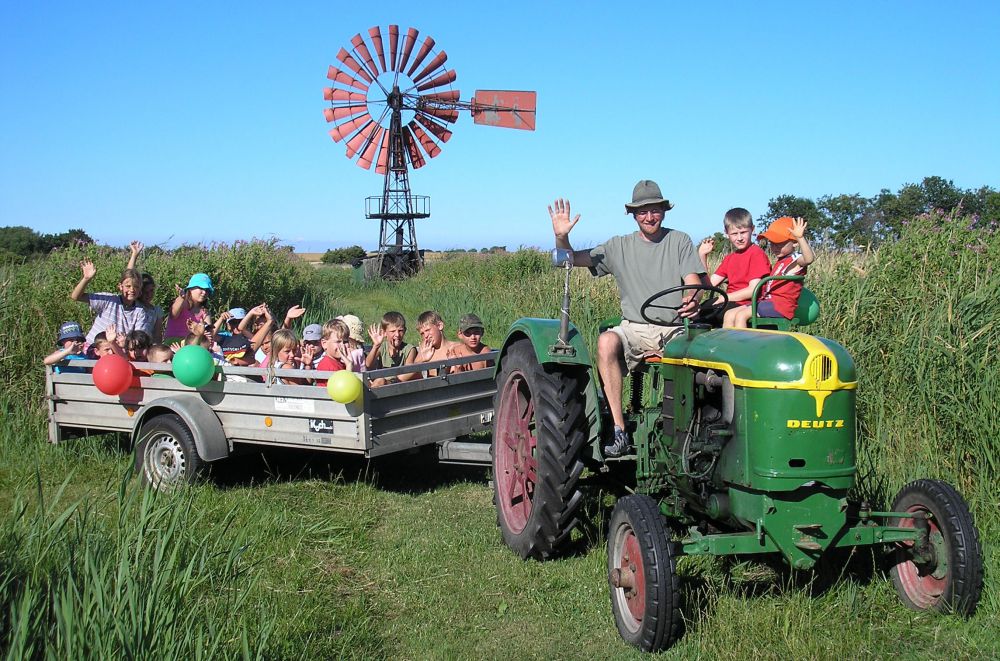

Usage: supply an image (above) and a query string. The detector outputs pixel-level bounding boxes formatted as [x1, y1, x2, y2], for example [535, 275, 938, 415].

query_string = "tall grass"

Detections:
[1, 474, 274, 659]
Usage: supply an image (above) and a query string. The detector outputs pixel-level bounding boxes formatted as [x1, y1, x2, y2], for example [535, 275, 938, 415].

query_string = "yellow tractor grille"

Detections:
[810, 355, 834, 383]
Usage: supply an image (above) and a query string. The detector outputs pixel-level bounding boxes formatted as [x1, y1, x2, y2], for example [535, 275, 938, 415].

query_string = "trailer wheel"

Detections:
[889, 479, 983, 615]
[492, 340, 586, 560]
[607, 494, 682, 652]
[138, 413, 203, 490]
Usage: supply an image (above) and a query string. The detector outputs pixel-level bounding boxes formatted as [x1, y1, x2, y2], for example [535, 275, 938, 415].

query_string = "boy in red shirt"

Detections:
[314, 319, 349, 387]
[698, 207, 772, 324]
[726, 216, 815, 328]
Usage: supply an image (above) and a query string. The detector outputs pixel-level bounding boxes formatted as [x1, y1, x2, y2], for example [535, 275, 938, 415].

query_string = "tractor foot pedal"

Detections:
[794, 539, 823, 551]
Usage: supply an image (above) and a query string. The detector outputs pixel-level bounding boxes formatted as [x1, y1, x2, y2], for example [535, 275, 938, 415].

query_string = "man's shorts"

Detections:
[608, 319, 684, 371]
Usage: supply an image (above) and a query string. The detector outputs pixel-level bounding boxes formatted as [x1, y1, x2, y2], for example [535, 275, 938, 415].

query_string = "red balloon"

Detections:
[92, 354, 133, 395]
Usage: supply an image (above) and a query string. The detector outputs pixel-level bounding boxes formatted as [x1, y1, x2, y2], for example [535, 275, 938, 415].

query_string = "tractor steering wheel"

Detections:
[639, 284, 730, 326]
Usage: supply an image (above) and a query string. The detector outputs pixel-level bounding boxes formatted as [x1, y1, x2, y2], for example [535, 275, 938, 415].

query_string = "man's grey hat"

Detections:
[625, 179, 674, 212]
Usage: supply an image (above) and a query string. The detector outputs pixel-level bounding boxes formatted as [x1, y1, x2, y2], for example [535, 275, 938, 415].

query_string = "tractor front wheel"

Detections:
[607, 494, 682, 652]
[492, 340, 586, 560]
[889, 479, 983, 615]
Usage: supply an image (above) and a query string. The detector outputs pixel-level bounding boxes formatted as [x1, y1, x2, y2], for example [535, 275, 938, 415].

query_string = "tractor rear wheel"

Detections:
[889, 479, 983, 615]
[492, 340, 586, 560]
[607, 494, 682, 652]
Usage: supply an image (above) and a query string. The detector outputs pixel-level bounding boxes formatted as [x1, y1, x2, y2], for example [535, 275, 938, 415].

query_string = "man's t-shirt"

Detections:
[86, 293, 152, 344]
[715, 245, 771, 305]
[588, 229, 705, 324]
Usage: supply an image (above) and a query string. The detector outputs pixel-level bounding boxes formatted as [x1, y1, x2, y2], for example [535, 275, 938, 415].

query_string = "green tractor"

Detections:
[490, 250, 983, 652]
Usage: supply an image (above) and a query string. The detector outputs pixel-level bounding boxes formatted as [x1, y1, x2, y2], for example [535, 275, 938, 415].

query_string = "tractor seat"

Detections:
[751, 286, 820, 331]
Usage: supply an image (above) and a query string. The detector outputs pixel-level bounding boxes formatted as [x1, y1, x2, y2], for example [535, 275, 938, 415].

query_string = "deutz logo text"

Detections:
[787, 420, 845, 429]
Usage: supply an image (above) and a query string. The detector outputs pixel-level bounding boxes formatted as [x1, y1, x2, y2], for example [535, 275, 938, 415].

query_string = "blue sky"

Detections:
[2, 2, 998, 253]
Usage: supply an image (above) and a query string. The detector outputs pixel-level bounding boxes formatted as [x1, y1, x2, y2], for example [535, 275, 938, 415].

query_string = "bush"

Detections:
[322, 246, 366, 265]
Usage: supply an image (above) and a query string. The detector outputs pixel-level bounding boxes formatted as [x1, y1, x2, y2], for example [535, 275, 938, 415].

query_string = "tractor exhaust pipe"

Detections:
[550, 249, 576, 357]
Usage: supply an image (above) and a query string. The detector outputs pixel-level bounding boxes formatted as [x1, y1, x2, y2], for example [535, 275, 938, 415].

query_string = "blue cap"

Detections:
[227, 307, 247, 320]
[56, 321, 85, 346]
[185, 273, 214, 293]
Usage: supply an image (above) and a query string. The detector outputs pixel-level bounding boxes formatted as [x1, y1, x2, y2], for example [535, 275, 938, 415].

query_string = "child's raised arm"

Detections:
[282, 305, 306, 329]
[364, 323, 384, 370]
[44, 340, 84, 366]
[126, 240, 143, 271]
[169, 283, 186, 318]
[70, 260, 96, 303]
[790, 218, 815, 267]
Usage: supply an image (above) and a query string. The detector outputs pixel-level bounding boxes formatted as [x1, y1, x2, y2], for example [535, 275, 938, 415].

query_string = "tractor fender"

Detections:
[131, 395, 230, 466]
[496, 318, 604, 454]
[495, 317, 593, 372]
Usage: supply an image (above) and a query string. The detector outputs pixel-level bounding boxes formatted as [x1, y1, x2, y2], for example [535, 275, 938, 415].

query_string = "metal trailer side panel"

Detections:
[366, 368, 495, 457]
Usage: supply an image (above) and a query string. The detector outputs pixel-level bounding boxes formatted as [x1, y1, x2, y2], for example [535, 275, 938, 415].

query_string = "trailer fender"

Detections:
[131, 395, 230, 466]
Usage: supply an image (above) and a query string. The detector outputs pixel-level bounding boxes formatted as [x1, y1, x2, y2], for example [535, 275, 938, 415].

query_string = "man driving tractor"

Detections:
[548, 180, 705, 457]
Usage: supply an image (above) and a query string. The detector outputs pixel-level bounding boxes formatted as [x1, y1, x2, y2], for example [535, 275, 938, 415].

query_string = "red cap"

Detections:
[760, 216, 796, 243]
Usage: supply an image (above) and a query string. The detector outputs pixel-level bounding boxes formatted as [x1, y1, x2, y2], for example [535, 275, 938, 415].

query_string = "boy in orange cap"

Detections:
[725, 216, 815, 328]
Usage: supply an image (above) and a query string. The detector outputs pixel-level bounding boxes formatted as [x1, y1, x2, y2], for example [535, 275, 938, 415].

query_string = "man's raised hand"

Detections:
[548, 198, 581, 239]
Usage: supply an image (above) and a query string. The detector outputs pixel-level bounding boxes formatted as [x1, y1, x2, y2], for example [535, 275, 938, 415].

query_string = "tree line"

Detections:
[754, 176, 998, 250]
[0, 226, 94, 260]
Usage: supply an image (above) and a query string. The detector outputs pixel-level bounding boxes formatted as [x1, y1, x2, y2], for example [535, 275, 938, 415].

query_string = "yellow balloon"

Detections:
[327, 370, 363, 404]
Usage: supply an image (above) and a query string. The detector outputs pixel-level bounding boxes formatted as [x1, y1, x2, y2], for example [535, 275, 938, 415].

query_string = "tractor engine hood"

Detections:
[661, 328, 857, 391]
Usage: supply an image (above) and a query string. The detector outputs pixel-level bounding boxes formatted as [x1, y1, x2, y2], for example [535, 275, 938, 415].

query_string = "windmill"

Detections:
[323, 25, 536, 278]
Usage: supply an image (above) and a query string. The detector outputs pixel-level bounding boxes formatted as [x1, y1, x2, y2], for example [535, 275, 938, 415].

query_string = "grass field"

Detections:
[1, 214, 997, 658]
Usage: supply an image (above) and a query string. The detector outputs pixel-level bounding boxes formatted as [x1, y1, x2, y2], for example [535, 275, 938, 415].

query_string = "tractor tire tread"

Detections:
[890, 478, 983, 615]
[493, 340, 589, 560]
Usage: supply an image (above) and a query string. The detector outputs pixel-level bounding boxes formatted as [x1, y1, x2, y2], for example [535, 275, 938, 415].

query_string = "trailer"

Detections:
[46, 353, 498, 488]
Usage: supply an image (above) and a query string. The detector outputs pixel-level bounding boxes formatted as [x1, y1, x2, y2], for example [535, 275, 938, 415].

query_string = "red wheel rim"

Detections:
[611, 522, 646, 632]
[495, 371, 537, 533]
[895, 505, 948, 608]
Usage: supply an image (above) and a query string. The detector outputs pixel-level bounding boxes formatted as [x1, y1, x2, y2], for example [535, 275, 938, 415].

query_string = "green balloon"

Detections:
[172, 345, 216, 387]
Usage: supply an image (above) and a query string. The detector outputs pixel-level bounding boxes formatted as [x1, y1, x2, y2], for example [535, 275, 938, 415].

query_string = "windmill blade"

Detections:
[472, 90, 537, 130]
[388, 25, 400, 72]
[419, 104, 459, 124]
[402, 126, 427, 169]
[368, 26, 387, 73]
[398, 27, 418, 73]
[409, 122, 442, 158]
[415, 69, 457, 93]
[374, 129, 391, 174]
[326, 88, 367, 105]
[326, 66, 369, 93]
[419, 90, 460, 103]
[336, 47, 374, 84]
[328, 113, 373, 142]
[351, 34, 381, 79]
[345, 121, 376, 158]
[324, 104, 368, 123]
[324, 85, 368, 102]
[414, 112, 453, 143]
[406, 36, 436, 77]
[357, 126, 384, 169]
[412, 50, 448, 84]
